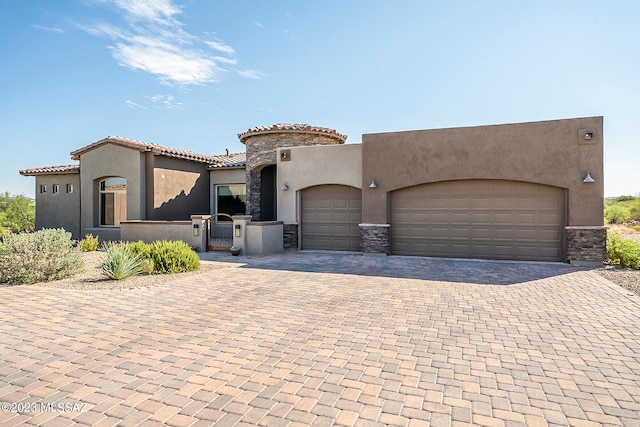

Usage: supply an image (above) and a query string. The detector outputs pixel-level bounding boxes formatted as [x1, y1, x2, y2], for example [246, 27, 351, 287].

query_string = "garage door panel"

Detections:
[391, 180, 564, 261]
[302, 185, 362, 251]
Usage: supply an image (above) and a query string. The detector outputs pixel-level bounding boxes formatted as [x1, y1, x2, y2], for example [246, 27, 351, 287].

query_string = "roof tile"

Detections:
[70, 136, 222, 164]
[19, 164, 80, 176]
[238, 123, 347, 143]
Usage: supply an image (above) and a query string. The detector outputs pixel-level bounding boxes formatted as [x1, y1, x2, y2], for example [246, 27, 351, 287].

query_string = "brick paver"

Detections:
[1, 252, 639, 426]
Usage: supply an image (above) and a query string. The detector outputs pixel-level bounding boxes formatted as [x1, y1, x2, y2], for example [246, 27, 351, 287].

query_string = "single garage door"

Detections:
[391, 180, 564, 261]
[301, 185, 362, 251]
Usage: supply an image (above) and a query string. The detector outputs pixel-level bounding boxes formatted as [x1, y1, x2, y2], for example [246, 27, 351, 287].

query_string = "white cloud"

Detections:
[81, 0, 258, 86]
[125, 99, 146, 108]
[148, 94, 185, 109]
[205, 40, 235, 55]
[32, 24, 65, 34]
[236, 69, 265, 80]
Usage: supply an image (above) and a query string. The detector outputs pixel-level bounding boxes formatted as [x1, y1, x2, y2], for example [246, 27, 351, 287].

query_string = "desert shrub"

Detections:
[605, 204, 630, 224]
[629, 199, 640, 222]
[148, 240, 200, 274]
[0, 228, 83, 284]
[78, 234, 99, 252]
[616, 195, 636, 202]
[101, 243, 147, 280]
[607, 234, 640, 270]
[120, 241, 154, 274]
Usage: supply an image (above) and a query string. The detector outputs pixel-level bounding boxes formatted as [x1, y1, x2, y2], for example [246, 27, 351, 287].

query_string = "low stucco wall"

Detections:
[361, 116, 604, 226]
[276, 144, 362, 224]
[245, 221, 284, 256]
[120, 221, 192, 244]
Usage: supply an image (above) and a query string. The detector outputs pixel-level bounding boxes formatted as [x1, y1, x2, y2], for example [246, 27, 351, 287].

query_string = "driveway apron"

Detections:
[1, 252, 639, 426]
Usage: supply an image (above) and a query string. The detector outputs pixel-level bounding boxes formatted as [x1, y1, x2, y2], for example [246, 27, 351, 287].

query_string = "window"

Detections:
[215, 184, 246, 221]
[66, 184, 74, 193]
[40, 185, 46, 193]
[100, 177, 127, 226]
[52, 184, 59, 194]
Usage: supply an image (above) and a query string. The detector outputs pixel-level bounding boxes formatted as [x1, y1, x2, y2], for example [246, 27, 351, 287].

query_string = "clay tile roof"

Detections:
[19, 164, 80, 176]
[237, 123, 347, 143]
[70, 136, 221, 164]
[207, 152, 246, 169]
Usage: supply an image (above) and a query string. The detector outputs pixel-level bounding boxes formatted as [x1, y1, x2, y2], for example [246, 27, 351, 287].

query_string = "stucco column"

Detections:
[190, 215, 211, 252]
[232, 215, 252, 254]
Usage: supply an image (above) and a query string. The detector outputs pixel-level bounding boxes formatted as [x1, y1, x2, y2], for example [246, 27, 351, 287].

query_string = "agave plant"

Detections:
[101, 243, 146, 280]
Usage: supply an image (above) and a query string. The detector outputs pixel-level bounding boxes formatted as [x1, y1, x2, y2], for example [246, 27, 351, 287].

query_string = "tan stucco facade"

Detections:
[361, 116, 604, 227]
[79, 143, 145, 240]
[33, 174, 80, 239]
[21, 117, 605, 262]
[209, 167, 246, 219]
[276, 144, 362, 224]
[152, 156, 210, 220]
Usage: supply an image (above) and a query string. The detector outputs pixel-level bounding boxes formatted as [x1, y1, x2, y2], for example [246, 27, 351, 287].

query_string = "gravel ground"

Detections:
[593, 265, 640, 296]
[30, 251, 225, 290]
[1, 245, 629, 296]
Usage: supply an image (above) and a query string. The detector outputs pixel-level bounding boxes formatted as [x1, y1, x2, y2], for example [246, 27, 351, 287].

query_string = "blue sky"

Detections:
[1, 0, 638, 197]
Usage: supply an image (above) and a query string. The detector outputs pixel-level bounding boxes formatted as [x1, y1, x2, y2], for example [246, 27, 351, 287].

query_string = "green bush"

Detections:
[0, 192, 35, 234]
[605, 204, 630, 224]
[78, 234, 99, 252]
[616, 195, 636, 202]
[607, 234, 640, 270]
[101, 243, 147, 280]
[120, 241, 154, 274]
[148, 240, 200, 274]
[0, 228, 83, 284]
[630, 199, 640, 222]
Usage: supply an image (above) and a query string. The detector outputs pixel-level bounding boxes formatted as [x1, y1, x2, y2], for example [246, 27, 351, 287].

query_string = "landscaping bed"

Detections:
[32, 252, 221, 290]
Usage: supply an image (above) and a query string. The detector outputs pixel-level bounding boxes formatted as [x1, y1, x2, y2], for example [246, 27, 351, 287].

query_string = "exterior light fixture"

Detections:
[193, 223, 199, 236]
[234, 224, 241, 237]
[583, 171, 595, 183]
[280, 182, 289, 190]
[369, 179, 377, 189]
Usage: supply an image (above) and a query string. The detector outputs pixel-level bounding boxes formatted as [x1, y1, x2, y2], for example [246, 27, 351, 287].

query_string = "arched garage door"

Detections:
[301, 185, 362, 251]
[391, 180, 565, 261]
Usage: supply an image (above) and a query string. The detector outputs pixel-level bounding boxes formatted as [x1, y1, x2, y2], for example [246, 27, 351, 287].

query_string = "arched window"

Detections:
[100, 178, 127, 226]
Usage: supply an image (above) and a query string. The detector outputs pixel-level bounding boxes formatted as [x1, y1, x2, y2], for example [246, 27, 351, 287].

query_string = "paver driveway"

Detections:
[1, 252, 639, 427]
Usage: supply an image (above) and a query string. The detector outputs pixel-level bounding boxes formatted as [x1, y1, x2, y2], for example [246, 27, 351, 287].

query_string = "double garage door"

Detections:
[301, 185, 362, 251]
[391, 180, 565, 261]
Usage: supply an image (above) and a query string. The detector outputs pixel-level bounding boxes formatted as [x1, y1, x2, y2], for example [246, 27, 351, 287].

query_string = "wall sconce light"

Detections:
[193, 223, 199, 236]
[280, 182, 289, 190]
[234, 224, 241, 237]
[369, 179, 377, 189]
[583, 171, 595, 183]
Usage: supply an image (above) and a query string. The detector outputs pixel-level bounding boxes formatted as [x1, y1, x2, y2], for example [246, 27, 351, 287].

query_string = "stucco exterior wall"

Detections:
[276, 144, 362, 224]
[152, 156, 210, 220]
[209, 168, 246, 218]
[34, 174, 80, 239]
[361, 116, 604, 226]
[79, 143, 145, 237]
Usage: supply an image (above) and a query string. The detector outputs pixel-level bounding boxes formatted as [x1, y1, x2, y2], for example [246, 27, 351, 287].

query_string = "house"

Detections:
[20, 116, 605, 265]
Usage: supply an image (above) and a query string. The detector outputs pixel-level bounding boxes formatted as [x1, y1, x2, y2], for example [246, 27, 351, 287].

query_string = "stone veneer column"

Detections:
[283, 223, 298, 249]
[565, 226, 607, 266]
[238, 124, 348, 223]
[359, 224, 390, 255]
